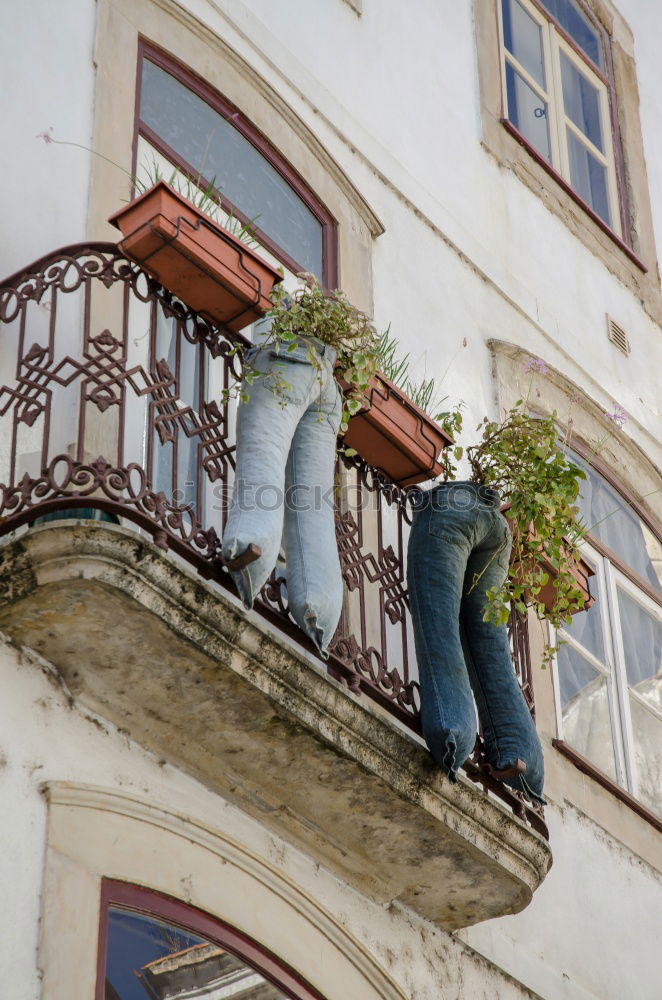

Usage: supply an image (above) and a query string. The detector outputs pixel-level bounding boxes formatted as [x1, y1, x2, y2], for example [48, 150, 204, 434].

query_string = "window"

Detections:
[498, 0, 621, 235]
[135, 44, 337, 286]
[553, 451, 662, 819]
[98, 881, 325, 1000]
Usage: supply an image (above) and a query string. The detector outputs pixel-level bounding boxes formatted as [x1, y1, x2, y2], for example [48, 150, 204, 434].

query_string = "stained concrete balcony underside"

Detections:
[0, 523, 551, 930]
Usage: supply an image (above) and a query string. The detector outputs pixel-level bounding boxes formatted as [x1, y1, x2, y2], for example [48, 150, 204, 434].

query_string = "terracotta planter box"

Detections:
[108, 181, 282, 333]
[341, 372, 453, 487]
[503, 511, 595, 615]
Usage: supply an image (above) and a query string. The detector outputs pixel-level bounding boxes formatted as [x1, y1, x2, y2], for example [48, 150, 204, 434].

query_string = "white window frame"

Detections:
[552, 538, 662, 811]
[497, 0, 621, 236]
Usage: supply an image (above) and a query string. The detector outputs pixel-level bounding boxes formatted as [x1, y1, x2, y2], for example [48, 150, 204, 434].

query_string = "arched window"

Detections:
[134, 42, 338, 287]
[98, 880, 325, 1000]
[553, 448, 662, 820]
[127, 43, 342, 532]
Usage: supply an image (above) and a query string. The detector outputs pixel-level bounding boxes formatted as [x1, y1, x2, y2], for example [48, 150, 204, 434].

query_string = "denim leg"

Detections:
[461, 512, 546, 803]
[222, 353, 309, 608]
[283, 366, 343, 656]
[407, 506, 479, 781]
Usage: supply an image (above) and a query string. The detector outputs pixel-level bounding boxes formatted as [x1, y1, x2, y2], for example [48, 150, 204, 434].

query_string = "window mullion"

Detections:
[504, 51, 550, 101]
[599, 80, 622, 236]
[564, 116, 609, 165]
[547, 28, 569, 179]
[603, 560, 639, 795]
[497, 0, 509, 119]
[589, 551, 629, 788]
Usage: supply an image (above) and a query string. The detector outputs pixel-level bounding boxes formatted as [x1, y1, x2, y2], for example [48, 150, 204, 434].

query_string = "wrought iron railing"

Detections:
[0, 243, 546, 837]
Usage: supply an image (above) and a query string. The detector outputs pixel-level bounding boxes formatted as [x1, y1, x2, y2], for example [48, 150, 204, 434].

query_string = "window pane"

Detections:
[560, 52, 603, 151]
[151, 314, 201, 514]
[502, 0, 546, 89]
[105, 908, 292, 999]
[140, 59, 324, 278]
[557, 644, 617, 779]
[617, 588, 662, 714]
[505, 63, 552, 162]
[561, 555, 605, 662]
[566, 129, 610, 224]
[568, 452, 662, 595]
[540, 0, 602, 68]
[629, 697, 662, 816]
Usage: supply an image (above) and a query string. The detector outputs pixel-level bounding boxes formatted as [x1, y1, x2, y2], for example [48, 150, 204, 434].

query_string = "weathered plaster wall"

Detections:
[459, 804, 662, 1000]
[1, 626, 659, 1000]
[0, 634, 540, 1000]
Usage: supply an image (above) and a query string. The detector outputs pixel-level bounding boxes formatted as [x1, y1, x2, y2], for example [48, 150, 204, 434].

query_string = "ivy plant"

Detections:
[226, 273, 382, 434]
[466, 405, 587, 639]
[436, 370, 598, 662]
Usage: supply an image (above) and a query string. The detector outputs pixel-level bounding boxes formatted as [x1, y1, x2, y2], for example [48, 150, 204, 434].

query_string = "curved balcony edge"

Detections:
[0, 521, 552, 931]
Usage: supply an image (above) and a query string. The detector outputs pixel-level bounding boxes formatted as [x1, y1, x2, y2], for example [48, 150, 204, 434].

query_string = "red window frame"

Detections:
[133, 40, 339, 289]
[96, 879, 327, 1000]
[499, 0, 643, 269]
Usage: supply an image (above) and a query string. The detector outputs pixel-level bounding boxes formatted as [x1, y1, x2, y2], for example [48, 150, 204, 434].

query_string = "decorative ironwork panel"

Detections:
[0, 242, 545, 838]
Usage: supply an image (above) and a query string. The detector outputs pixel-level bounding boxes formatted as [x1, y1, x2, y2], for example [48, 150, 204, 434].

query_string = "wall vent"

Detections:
[607, 315, 630, 356]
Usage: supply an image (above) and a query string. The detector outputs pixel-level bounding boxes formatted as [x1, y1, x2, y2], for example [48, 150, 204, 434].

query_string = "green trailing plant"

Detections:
[466, 404, 587, 639]
[224, 273, 382, 435]
[435, 360, 603, 662]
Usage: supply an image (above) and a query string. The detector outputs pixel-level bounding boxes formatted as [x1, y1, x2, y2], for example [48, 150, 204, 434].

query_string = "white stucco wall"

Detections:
[1, 625, 660, 1000]
[0, 0, 97, 279]
[1, 2, 660, 999]
[459, 803, 662, 1000]
[0, 635, 540, 1000]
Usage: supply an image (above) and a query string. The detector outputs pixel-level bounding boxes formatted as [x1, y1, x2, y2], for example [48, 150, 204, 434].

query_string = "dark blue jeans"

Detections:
[407, 482, 545, 803]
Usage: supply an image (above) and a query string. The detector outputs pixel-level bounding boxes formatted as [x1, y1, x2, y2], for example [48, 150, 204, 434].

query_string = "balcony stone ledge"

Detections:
[0, 522, 552, 930]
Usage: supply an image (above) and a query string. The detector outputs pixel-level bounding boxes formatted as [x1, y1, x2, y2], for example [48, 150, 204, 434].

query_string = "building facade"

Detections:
[0, 1, 660, 998]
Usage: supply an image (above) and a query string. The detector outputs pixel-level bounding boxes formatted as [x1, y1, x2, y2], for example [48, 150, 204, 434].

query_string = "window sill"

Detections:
[500, 120, 647, 273]
[552, 739, 662, 833]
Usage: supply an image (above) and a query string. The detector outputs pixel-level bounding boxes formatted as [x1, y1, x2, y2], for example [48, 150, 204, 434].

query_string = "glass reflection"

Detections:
[567, 129, 610, 224]
[140, 60, 323, 278]
[562, 556, 605, 662]
[539, 0, 602, 67]
[105, 908, 291, 999]
[502, 0, 546, 88]
[152, 314, 201, 519]
[629, 697, 662, 816]
[567, 451, 662, 595]
[617, 588, 662, 715]
[505, 63, 552, 161]
[560, 53, 603, 151]
[557, 644, 616, 779]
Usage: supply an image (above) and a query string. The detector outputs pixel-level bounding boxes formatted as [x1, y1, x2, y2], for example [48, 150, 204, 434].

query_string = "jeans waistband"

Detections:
[250, 337, 336, 367]
[293, 337, 337, 365]
[417, 481, 503, 511]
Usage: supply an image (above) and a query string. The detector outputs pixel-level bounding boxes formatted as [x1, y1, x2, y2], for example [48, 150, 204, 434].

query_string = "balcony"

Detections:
[0, 243, 551, 929]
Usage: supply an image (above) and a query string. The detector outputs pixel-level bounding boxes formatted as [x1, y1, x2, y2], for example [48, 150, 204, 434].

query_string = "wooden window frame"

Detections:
[552, 446, 662, 829]
[497, 0, 634, 258]
[96, 879, 327, 1000]
[133, 40, 339, 289]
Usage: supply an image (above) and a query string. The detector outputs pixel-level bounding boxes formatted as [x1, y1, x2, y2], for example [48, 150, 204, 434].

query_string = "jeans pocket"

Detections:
[428, 508, 476, 547]
[247, 349, 314, 405]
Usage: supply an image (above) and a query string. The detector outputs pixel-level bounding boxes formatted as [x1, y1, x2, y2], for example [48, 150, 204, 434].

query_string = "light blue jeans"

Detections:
[407, 482, 545, 803]
[222, 339, 344, 656]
